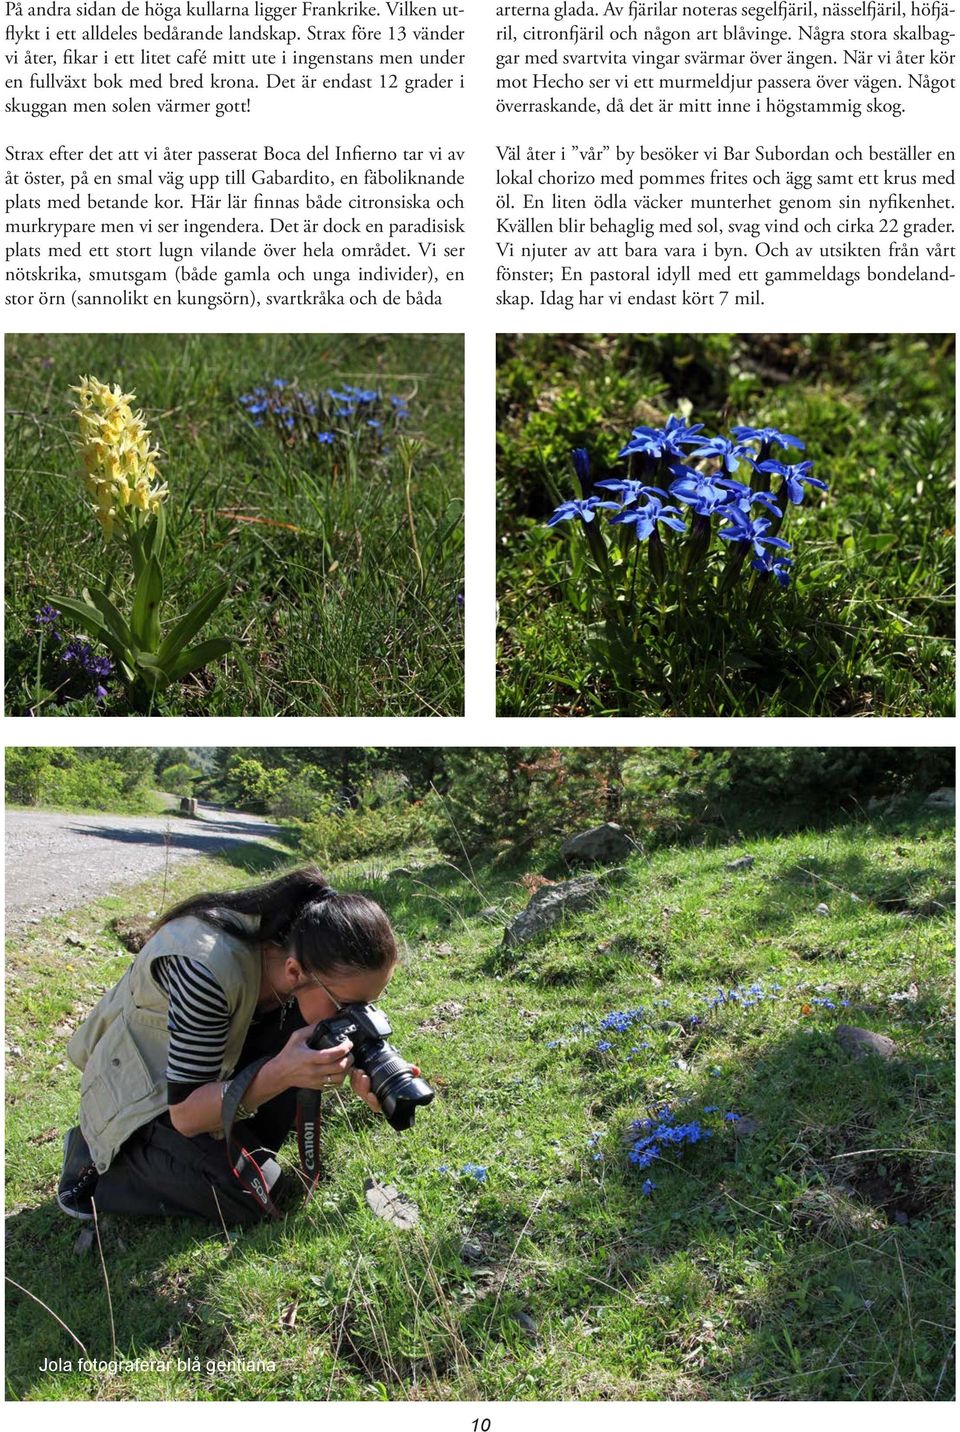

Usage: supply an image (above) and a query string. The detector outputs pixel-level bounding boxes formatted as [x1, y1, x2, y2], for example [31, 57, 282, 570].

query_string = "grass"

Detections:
[496, 334, 955, 716]
[5, 801, 954, 1400]
[4, 333, 464, 716]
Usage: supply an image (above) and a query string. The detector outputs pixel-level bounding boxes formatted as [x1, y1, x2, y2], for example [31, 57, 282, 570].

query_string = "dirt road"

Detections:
[4, 804, 286, 932]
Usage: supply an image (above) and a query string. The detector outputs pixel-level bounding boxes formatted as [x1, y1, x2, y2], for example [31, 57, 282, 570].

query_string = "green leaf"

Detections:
[163, 637, 233, 683]
[126, 529, 145, 580]
[143, 505, 166, 563]
[156, 580, 230, 667]
[130, 555, 164, 653]
[48, 594, 127, 666]
[82, 587, 135, 655]
[134, 654, 169, 692]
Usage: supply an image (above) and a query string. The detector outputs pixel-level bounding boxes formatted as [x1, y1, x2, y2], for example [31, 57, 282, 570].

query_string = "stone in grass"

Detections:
[724, 855, 755, 872]
[65, 931, 85, 948]
[460, 1239, 485, 1263]
[923, 787, 955, 810]
[561, 822, 632, 866]
[363, 1177, 419, 1230]
[835, 1025, 897, 1061]
[503, 875, 605, 948]
[110, 914, 155, 954]
[815, 902, 830, 916]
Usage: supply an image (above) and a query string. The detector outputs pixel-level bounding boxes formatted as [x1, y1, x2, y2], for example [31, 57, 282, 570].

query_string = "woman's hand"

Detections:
[274, 1025, 354, 1091]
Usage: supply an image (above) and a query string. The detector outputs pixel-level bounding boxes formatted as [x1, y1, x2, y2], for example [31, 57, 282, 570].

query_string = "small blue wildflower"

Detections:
[641, 1179, 657, 1195]
[620, 415, 703, 462]
[610, 495, 687, 540]
[462, 1163, 488, 1182]
[719, 509, 793, 560]
[732, 425, 806, 453]
[571, 447, 591, 495]
[751, 552, 794, 588]
[757, 459, 828, 506]
[595, 478, 666, 506]
[703, 1106, 720, 1114]
[437, 1164, 449, 1174]
[547, 496, 619, 527]
[597, 1040, 613, 1053]
[668, 465, 730, 512]
[689, 435, 758, 474]
[715, 477, 783, 519]
[316, 432, 335, 444]
[724, 1112, 742, 1122]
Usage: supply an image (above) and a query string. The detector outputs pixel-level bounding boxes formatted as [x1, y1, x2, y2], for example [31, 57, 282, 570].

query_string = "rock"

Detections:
[724, 855, 755, 872]
[6, 1045, 23, 1060]
[109, 915, 154, 954]
[561, 823, 632, 865]
[363, 1177, 419, 1230]
[516, 1310, 538, 1335]
[74, 1226, 95, 1256]
[924, 787, 955, 810]
[460, 1240, 485, 1263]
[835, 1025, 897, 1061]
[815, 902, 830, 917]
[503, 875, 605, 948]
[65, 931, 84, 947]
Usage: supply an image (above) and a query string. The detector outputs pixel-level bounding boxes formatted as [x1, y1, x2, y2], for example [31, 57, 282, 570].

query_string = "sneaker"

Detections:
[57, 1127, 99, 1220]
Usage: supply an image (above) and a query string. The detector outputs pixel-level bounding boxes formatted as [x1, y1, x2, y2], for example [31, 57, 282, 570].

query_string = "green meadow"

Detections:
[5, 332, 463, 716]
[6, 798, 954, 1400]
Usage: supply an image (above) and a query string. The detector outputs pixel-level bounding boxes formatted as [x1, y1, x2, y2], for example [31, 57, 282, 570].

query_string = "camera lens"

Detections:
[361, 1042, 435, 1131]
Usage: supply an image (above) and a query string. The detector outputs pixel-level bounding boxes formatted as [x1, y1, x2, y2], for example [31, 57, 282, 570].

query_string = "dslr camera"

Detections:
[306, 1003, 434, 1131]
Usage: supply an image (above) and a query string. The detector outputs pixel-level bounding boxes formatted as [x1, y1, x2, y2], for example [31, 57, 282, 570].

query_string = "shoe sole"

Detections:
[58, 1130, 95, 1220]
[56, 1193, 94, 1221]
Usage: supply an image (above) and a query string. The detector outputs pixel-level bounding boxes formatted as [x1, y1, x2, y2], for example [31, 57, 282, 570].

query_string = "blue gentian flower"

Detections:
[610, 495, 686, 540]
[732, 425, 805, 453]
[595, 478, 668, 506]
[316, 432, 335, 444]
[620, 414, 704, 462]
[619, 415, 701, 463]
[715, 478, 783, 519]
[462, 1162, 488, 1182]
[724, 1112, 742, 1122]
[689, 435, 759, 474]
[668, 466, 730, 512]
[547, 497, 619, 527]
[571, 447, 591, 495]
[757, 459, 828, 506]
[719, 509, 792, 559]
[641, 1179, 657, 1195]
[751, 553, 794, 588]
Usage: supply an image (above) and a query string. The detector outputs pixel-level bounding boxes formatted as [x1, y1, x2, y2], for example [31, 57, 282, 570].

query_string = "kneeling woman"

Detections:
[58, 868, 398, 1225]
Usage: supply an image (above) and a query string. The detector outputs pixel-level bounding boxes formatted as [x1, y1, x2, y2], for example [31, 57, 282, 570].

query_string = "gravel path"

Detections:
[4, 804, 285, 931]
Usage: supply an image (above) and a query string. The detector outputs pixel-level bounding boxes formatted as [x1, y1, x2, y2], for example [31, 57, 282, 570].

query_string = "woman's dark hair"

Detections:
[155, 867, 396, 973]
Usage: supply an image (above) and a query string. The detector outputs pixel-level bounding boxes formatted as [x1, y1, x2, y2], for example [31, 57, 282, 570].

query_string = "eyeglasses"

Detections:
[308, 974, 345, 1010]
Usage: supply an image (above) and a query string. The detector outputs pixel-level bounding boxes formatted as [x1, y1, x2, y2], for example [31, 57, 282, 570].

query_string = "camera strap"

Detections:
[221, 1057, 282, 1220]
[296, 1088, 324, 1192]
[221, 1062, 327, 1218]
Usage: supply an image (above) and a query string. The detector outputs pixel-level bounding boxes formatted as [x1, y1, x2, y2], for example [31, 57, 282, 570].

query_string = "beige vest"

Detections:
[67, 913, 262, 1173]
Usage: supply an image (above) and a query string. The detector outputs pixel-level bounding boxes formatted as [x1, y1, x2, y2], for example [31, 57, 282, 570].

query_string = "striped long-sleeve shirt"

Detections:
[152, 955, 231, 1104]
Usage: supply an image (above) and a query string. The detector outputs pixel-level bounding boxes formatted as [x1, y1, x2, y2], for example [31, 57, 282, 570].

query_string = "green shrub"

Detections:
[294, 798, 436, 865]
